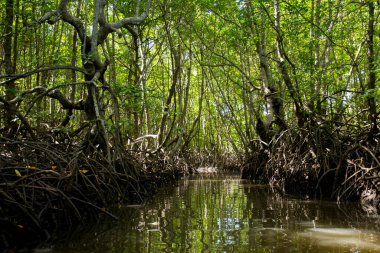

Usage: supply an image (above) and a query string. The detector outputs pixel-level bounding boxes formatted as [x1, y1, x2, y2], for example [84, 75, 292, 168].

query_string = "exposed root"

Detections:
[242, 125, 380, 213]
[0, 137, 160, 249]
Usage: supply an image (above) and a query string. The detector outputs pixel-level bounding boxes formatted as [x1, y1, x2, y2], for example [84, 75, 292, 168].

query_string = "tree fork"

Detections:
[37, 0, 152, 154]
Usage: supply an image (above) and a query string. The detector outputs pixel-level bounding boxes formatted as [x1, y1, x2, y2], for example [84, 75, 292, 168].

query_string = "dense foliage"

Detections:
[0, 0, 378, 155]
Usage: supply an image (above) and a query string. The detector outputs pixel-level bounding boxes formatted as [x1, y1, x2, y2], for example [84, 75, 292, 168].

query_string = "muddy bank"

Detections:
[242, 127, 380, 213]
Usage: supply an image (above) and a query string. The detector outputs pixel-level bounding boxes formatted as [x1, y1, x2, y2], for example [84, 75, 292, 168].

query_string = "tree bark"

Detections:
[38, 0, 152, 154]
[273, 0, 305, 127]
[245, 0, 287, 144]
[3, 0, 17, 136]
[157, 6, 181, 147]
[366, 1, 378, 135]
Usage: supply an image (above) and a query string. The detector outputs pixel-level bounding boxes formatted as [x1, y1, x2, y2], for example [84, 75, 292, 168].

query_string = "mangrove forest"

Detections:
[0, 0, 379, 250]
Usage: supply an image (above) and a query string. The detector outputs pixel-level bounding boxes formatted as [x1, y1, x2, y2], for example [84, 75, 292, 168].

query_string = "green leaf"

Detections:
[15, 169, 22, 177]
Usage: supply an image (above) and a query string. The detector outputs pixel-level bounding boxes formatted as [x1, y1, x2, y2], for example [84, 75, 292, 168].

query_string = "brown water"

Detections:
[47, 174, 380, 253]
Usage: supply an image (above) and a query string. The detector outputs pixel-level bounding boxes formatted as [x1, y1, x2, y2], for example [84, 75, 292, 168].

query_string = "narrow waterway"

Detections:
[48, 174, 380, 253]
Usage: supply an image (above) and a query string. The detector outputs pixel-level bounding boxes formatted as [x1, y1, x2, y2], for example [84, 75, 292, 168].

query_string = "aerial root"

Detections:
[242, 127, 379, 213]
[0, 137, 145, 247]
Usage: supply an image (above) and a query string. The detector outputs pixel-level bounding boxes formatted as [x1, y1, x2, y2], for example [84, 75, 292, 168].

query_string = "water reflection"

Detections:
[49, 174, 380, 253]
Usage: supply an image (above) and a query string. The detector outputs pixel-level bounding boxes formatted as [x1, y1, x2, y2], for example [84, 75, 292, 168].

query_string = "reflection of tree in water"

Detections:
[241, 180, 380, 252]
[49, 175, 380, 253]
[243, 181, 379, 231]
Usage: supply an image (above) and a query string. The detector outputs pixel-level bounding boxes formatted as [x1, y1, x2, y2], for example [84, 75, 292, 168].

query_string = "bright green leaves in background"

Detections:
[0, 0, 378, 156]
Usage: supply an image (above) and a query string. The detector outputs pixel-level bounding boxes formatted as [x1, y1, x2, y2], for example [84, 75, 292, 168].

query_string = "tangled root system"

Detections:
[242, 125, 380, 213]
[0, 137, 180, 248]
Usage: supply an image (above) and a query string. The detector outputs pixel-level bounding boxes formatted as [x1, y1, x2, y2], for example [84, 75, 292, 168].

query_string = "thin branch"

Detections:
[22, 82, 89, 118]
[0, 66, 87, 86]
[192, 23, 260, 91]
[320, 89, 365, 104]
[58, 0, 87, 42]
[108, 0, 152, 29]
[36, 10, 59, 24]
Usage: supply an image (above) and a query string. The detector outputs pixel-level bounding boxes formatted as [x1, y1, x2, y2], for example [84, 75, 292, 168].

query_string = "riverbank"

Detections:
[0, 137, 186, 250]
[242, 126, 380, 214]
[0, 137, 240, 251]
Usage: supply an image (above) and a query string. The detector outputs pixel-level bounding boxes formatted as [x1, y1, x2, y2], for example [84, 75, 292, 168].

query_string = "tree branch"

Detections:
[36, 10, 59, 24]
[57, 0, 87, 42]
[0, 66, 87, 86]
[108, 0, 152, 31]
[46, 89, 84, 110]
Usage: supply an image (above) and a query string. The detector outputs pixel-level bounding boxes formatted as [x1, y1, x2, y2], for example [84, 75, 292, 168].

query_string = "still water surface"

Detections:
[50, 174, 380, 253]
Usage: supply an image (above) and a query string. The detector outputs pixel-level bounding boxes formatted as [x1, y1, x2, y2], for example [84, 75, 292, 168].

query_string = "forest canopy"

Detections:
[0, 0, 378, 155]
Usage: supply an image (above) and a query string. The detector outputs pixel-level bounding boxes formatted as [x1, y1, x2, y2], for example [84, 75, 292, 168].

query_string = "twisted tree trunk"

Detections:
[38, 0, 152, 156]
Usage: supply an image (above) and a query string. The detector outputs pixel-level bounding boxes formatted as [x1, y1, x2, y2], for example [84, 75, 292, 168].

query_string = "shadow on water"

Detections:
[39, 173, 380, 253]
